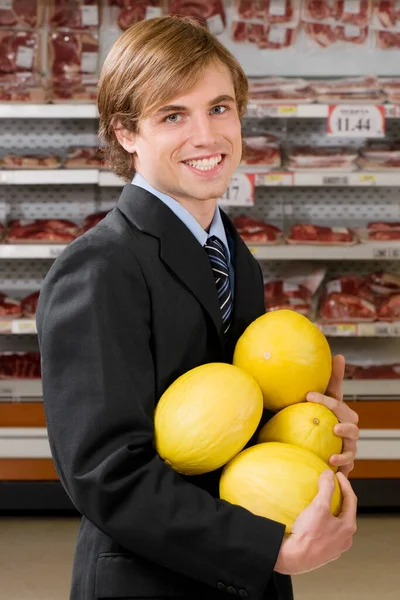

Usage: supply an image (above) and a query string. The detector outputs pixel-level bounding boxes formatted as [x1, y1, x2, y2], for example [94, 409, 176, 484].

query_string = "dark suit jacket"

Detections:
[36, 185, 293, 600]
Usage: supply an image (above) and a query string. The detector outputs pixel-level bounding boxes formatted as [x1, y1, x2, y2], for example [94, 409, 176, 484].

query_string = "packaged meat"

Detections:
[309, 76, 379, 96]
[0, 0, 44, 28]
[375, 29, 400, 48]
[21, 291, 40, 318]
[247, 87, 315, 103]
[233, 0, 301, 27]
[304, 22, 370, 48]
[167, 0, 226, 34]
[0, 31, 41, 75]
[258, 25, 299, 49]
[264, 279, 312, 315]
[47, 74, 98, 103]
[6, 218, 80, 243]
[288, 224, 356, 244]
[48, 31, 99, 78]
[248, 77, 309, 94]
[0, 293, 23, 318]
[377, 294, 400, 320]
[64, 147, 104, 168]
[242, 136, 281, 168]
[373, 0, 400, 30]
[233, 215, 283, 244]
[82, 211, 110, 232]
[366, 272, 400, 295]
[1, 152, 61, 169]
[319, 292, 377, 322]
[108, 1, 163, 31]
[0, 352, 41, 379]
[48, 0, 100, 30]
[0, 73, 45, 103]
[325, 275, 375, 301]
[303, 0, 371, 25]
[352, 364, 400, 379]
[287, 146, 359, 171]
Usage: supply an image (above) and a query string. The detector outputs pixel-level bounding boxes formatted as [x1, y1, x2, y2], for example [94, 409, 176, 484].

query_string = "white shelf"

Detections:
[0, 104, 98, 119]
[246, 103, 400, 119]
[98, 171, 125, 187]
[0, 379, 42, 398]
[0, 319, 37, 334]
[0, 245, 66, 259]
[0, 427, 50, 458]
[248, 243, 400, 260]
[344, 380, 400, 397]
[0, 169, 98, 185]
[318, 321, 400, 337]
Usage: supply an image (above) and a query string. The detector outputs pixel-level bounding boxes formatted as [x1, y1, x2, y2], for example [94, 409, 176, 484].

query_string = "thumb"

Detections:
[313, 469, 336, 509]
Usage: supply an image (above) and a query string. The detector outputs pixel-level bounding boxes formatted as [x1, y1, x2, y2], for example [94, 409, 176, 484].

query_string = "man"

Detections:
[37, 16, 359, 600]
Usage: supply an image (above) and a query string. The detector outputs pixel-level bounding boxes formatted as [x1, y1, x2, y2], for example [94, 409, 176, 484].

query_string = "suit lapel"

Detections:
[116, 185, 223, 341]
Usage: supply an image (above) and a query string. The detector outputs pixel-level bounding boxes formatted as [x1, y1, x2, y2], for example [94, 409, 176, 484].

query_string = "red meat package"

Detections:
[108, 1, 163, 31]
[242, 136, 281, 168]
[21, 291, 40, 318]
[302, 0, 371, 25]
[0, 293, 23, 318]
[0, 352, 42, 379]
[309, 76, 382, 103]
[319, 292, 377, 322]
[231, 21, 299, 49]
[82, 211, 110, 232]
[48, 31, 99, 78]
[376, 294, 400, 320]
[233, 215, 283, 244]
[6, 219, 81, 243]
[167, 0, 226, 34]
[0, 31, 41, 75]
[47, 74, 98, 103]
[375, 29, 400, 48]
[373, 0, 400, 30]
[0, 0, 44, 28]
[358, 140, 400, 170]
[64, 147, 104, 168]
[0, 73, 45, 103]
[366, 272, 400, 295]
[288, 146, 359, 171]
[48, 0, 99, 30]
[264, 265, 326, 316]
[303, 22, 370, 49]
[233, 0, 301, 27]
[347, 363, 400, 378]
[1, 152, 61, 169]
[361, 222, 400, 241]
[288, 224, 356, 245]
[380, 78, 400, 103]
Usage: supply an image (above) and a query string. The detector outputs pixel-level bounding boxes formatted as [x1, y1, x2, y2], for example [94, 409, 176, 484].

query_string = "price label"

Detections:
[0, 319, 12, 333]
[81, 5, 99, 26]
[11, 320, 37, 334]
[372, 247, 390, 259]
[262, 173, 293, 186]
[218, 173, 255, 206]
[385, 105, 400, 118]
[336, 324, 357, 336]
[374, 323, 391, 336]
[278, 105, 298, 116]
[359, 174, 377, 185]
[322, 175, 349, 186]
[328, 105, 385, 138]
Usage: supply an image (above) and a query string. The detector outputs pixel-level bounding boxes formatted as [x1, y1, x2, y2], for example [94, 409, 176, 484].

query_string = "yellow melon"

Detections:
[154, 363, 263, 475]
[258, 403, 342, 469]
[220, 442, 342, 533]
[233, 310, 332, 411]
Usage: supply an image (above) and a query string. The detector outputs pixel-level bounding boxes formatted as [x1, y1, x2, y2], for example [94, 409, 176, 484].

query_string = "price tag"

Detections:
[145, 6, 163, 19]
[0, 387, 13, 396]
[359, 174, 377, 185]
[328, 105, 385, 138]
[374, 323, 391, 336]
[269, 0, 286, 15]
[16, 46, 34, 69]
[81, 5, 99, 26]
[392, 322, 400, 336]
[336, 324, 357, 336]
[11, 320, 37, 334]
[322, 175, 349, 186]
[390, 247, 400, 259]
[262, 173, 293, 186]
[372, 247, 390, 259]
[278, 105, 298, 116]
[218, 173, 255, 206]
[0, 319, 12, 333]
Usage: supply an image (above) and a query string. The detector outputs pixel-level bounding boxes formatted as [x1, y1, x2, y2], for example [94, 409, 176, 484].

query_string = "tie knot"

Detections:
[204, 236, 228, 264]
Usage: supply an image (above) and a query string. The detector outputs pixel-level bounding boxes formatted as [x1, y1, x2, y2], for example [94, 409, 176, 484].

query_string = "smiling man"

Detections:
[37, 16, 358, 600]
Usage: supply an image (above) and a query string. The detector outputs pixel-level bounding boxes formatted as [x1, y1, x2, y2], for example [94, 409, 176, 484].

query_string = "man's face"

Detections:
[130, 62, 243, 204]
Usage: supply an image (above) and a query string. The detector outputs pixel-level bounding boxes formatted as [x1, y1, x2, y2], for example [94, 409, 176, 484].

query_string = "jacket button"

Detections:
[217, 581, 227, 591]
[227, 585, 238, 594]
[238, 590, 248, 599]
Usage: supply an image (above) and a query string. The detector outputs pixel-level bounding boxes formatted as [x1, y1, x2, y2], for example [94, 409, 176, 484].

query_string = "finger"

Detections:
[339, 463, 355, 478]
[312, 469, 336, 511]
[326, 354, 345, 402]
[329, 450, 356, 467]
[334, 423, 360, 441]
[336, 471, 358, 522]
[307, 393, 359, 425]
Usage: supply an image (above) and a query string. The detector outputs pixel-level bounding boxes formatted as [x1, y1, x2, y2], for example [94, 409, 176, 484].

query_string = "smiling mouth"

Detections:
[182, 154, 224, 171]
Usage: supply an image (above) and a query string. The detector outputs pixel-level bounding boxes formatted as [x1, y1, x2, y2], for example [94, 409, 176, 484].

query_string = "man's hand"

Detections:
[306, 354, 359, 477]
[274, 470, 357, 575]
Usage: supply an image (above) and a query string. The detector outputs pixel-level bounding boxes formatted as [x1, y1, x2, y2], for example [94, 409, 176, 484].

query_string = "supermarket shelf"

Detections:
[98, 171, 125, 187]
[344, 380, 400, 397]
[0, 169, 98, 185]
[0, 380, 42, 398]
[257, 171, 400, 187]
[246, 103, 400, 119]
[318, 321, 400, 337]
[0, 319, 37, 334]
[0, 103, 399, 121]
[0, 104, 98, 119]
[0, 245, 66, 259]
[249, 243, 400, 260]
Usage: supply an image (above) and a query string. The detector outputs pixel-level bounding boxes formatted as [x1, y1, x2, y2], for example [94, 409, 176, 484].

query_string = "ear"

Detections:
[113, 121, 137, 153]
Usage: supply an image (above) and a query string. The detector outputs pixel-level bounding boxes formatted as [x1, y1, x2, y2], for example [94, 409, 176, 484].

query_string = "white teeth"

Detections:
[184, 154, 222, 170]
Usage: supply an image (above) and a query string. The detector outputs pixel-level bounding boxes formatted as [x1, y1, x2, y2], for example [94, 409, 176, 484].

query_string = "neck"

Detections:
[176, 197, 217, 231]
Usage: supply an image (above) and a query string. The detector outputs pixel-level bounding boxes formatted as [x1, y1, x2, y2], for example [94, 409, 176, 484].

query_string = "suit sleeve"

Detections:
[36, 234, 285, 599]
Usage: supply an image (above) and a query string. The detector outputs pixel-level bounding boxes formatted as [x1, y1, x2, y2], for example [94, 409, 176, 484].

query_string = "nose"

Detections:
[188, 113, 217, 147]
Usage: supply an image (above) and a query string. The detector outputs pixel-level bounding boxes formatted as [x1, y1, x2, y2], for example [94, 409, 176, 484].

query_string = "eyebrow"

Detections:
[155, 94, 236, 114]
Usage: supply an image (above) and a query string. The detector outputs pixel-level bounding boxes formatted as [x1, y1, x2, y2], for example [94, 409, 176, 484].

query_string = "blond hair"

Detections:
[97, 16, 248, 182]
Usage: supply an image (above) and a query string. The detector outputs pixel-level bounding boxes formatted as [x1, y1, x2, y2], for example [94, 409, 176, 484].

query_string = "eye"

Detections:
[164, 113, 182, 123]
[210, 105, 228, 115]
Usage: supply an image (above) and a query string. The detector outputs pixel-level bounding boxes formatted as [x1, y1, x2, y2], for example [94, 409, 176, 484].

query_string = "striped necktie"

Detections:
[204, 235, 233, 335]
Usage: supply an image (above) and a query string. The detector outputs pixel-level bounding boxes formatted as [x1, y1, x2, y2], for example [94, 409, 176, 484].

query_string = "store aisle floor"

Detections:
[0, 514, 399, 599]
